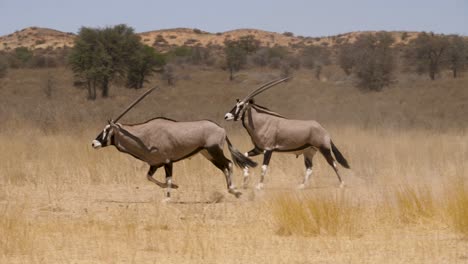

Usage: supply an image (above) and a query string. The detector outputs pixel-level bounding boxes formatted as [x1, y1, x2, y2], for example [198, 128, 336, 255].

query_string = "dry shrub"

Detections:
[273, 192, 362, 236]
[394, 185, 435, 224]
[445, 179, 468, 236]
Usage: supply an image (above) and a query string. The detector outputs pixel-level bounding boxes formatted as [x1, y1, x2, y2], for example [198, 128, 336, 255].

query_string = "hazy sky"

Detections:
[1, 0, 467, 37]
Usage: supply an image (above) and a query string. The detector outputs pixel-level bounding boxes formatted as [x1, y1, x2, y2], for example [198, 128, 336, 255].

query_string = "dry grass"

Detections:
[394, 185, 436, 224]
[273, 191, 363, 236]
[1, 67, 468, 263]
[446, 179, 468, 236]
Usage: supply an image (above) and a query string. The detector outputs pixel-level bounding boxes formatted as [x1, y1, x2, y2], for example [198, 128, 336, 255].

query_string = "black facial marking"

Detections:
[94, 126, 113, 147]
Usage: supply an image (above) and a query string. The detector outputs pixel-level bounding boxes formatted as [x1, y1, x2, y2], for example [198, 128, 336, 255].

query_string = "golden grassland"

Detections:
[0, 67, 468, 263]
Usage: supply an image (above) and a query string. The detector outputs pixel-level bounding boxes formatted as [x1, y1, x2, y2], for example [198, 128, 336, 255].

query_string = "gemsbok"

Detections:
[224, 77, 350, 190]
[92, 88, 257, 199]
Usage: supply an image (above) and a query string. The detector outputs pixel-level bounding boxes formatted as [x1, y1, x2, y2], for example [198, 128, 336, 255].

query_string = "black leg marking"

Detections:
[320, 147, 343, 184]
[304, 156, 312, 169]
[148, 166, 157, 177]
[147, 164, 179, 189]
[205, 146, 232, 188]
[258, 150, 273, 188]
[247, 148, 263, 157]
[263, 150, 273, 166]
[164, 163, 173, 198]
[164, 163, 173, 178]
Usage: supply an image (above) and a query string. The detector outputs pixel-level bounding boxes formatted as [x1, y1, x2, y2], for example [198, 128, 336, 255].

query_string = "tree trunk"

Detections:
[87, 79, 92, 100]
[315, 66, 322, 80]
[101, 77, 109, 97]
[87, 79, 96, 100]
[92, 79, 96, 100]
[138, 74, 145, 89]
[229, 67, 233, 81]
[453, 68, 457, 78]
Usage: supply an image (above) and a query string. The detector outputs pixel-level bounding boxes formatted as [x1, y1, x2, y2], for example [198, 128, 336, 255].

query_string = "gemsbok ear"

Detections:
[236, 98, 240, 103]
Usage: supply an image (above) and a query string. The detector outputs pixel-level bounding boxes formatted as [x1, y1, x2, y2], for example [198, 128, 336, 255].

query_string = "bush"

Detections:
[35, 39, 46, 45]
[13, 47, 32, 66]
[0, 56, 8, 78]
[153, 35, 168, 46]
[338, 32, 396, 91]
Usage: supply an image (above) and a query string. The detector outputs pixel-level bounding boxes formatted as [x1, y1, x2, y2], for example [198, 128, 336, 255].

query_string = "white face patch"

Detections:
[101, 125, 111, 140]
[91, 140, 102, 149]
[224, 113, 234, 120]
[235, 102, 245, 115]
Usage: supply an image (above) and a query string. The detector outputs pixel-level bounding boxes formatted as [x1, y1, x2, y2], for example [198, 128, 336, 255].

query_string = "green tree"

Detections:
[445, 35, 468, 78]
[340, 32, 396, 91]
[238, 35, 260, 54]
[14, 47, 33, 65]
[126, 45, 165, 89]
[404, 32, 449, 80]
[69, 24, 141, 99]
[224, 39, 247, 81]
[68, 27, 101, 99]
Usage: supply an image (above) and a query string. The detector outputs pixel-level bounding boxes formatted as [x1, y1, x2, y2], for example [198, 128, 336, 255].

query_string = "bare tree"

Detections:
[404, 32, 449, 80]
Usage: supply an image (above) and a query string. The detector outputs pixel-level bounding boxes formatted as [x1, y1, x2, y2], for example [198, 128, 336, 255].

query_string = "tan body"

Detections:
[243, 106, 331, 152]
[114, 119, 227, 166]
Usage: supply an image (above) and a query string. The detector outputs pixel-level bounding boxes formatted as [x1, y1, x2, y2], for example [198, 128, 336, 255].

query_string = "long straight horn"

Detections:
[242, 76, 291, 102]
[114, 87, 156, 122]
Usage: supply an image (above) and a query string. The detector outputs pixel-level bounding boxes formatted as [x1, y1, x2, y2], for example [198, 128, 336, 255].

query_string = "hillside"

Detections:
[0, 26, 421, 52]
[0, 27, 75, 51]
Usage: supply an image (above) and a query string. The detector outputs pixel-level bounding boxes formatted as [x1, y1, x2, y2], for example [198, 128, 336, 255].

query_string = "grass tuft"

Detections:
[394, 185, 435, 224]
[273, 192, 362, 236]
[445, 179, 468, 236]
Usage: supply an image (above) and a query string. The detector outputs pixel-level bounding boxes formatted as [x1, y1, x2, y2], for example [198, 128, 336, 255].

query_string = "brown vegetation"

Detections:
[0, 66, 468, 263]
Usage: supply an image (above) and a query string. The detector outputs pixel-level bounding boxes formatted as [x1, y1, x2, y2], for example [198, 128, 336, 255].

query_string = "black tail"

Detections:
[226, 137, 258, 168]
[331, 141, 350, 169]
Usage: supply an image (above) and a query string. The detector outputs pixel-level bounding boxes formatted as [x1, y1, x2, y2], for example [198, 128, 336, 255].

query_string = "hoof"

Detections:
[339, 181, 346, 188]
[243, 176, 250, 189]
[297, 183, 306, 190]
[229, 188, 242, 198]
[255, 183, 264, 190]
[161, 197, 171, 203]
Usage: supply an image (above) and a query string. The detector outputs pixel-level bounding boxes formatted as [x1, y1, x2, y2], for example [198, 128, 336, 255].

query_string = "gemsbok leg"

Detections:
[147, 165, 179, 189]
[298, 148, 317, 189]
[164, 163, 173, 198]
[256, 150, 273, 190]
[319, 147, 345, 188]
[243, 147, 262, 188]
[203, 147, 241, 197]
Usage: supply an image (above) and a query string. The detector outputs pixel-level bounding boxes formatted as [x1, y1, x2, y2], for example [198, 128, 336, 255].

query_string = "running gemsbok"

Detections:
[224, 78, 350, 190]
[92, 88, 257, 199]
